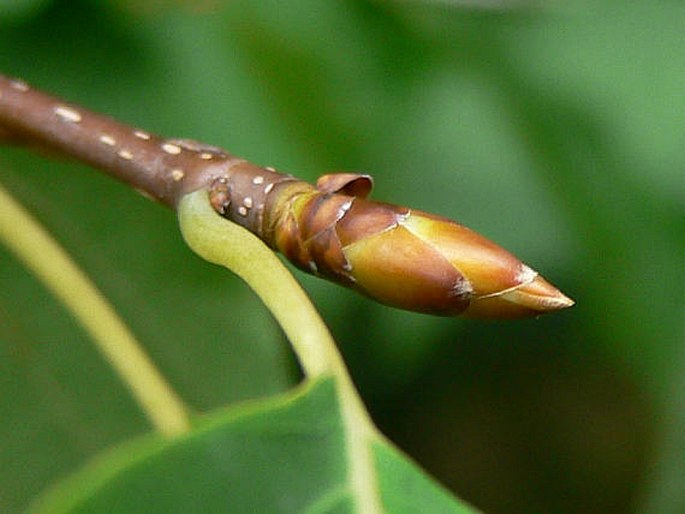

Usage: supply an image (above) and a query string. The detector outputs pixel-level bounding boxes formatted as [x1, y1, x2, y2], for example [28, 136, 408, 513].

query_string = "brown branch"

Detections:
[0, 74, 246, 209]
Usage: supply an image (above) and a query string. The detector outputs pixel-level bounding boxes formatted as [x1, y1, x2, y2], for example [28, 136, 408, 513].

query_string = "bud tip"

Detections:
[467, 267, 574, 319]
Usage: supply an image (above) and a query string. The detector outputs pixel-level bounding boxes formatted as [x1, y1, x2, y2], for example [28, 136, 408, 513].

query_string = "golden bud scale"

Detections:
[259, 173, 574, 319]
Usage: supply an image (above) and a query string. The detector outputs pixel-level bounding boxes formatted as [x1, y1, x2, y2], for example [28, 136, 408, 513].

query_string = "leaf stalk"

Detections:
[178, 189, 383, 513]
[0, 181, 191, 437]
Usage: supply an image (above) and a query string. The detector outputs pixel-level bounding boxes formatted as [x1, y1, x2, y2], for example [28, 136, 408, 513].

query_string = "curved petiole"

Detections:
[0, 180, 191, 437]
[178, 189, 382, 514]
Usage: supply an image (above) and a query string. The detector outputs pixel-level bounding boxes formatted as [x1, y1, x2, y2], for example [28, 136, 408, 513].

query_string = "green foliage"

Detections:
[31, 379, 354, 513]
[30, 378, 474, 513]
[1, 1, 684, 513]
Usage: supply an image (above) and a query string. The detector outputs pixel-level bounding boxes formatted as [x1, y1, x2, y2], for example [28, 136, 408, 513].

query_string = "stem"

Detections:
[178, 190, 382, 513]
[0, 181, 191, 437]
[0, 74, 229, 207]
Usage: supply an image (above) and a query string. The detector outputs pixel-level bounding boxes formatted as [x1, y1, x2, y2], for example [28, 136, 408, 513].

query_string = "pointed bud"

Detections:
[404, 211, 574, 317]
[268, 175, 573, 319]
[334, 201, 573, 318]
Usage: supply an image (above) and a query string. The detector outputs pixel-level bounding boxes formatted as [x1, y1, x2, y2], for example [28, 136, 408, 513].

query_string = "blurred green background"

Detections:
[1, 0, 683, 513]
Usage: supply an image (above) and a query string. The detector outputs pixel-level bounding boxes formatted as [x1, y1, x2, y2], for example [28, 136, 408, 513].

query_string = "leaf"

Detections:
[373, 442, 479, 514]
[29, 377, 477, 513]
[0, 0, 51, 23]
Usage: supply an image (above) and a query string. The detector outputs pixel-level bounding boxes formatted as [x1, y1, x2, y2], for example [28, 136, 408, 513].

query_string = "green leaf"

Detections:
[373, 442, 478, 514]
[29, 378, 476, 513]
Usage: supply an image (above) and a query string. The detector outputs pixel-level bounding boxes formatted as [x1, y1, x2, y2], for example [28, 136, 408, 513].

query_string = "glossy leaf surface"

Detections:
[30, 378, 476, 514]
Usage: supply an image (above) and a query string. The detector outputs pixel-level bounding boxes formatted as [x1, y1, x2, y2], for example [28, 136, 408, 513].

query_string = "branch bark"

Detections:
[0, 74, 241, 208]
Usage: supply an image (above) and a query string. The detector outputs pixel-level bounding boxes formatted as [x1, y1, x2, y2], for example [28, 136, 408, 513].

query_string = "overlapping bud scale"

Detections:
[268, 173, 573, 319]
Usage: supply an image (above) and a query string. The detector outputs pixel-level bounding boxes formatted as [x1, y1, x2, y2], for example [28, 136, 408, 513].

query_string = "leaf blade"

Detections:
[29, 378, 477, 514]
